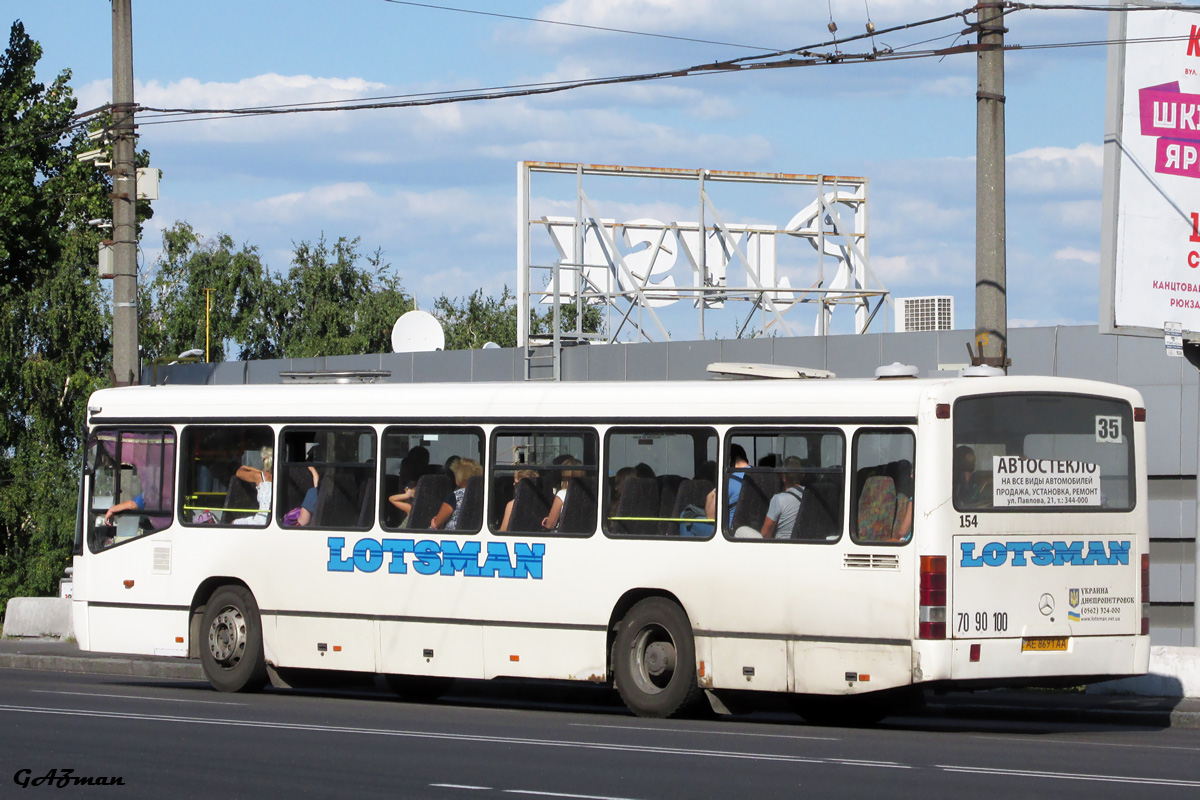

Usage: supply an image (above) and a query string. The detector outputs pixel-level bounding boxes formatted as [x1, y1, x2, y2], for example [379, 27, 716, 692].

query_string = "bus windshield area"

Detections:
[952, 393, 1135, 512]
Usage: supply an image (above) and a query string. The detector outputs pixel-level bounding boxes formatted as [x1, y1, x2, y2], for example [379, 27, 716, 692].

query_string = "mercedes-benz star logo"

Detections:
[1038, 593, 1055, 615]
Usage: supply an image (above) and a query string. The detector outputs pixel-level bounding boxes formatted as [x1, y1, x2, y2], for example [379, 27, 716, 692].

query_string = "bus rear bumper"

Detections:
[944, 634, 1150, 684]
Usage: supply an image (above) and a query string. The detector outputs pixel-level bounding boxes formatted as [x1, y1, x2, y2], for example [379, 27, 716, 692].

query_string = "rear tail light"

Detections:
[1141, 553, 1151, 636]
[919, 555, 947, 639]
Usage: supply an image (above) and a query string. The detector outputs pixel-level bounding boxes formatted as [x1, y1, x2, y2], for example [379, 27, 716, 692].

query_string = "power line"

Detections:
[378, 0, 785, 52]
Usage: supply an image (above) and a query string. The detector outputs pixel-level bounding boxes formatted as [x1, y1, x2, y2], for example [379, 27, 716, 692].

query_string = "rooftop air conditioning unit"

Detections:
[896, 296, 954, 332]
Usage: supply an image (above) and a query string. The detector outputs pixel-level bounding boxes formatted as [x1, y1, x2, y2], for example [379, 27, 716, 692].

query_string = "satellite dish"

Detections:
[482, 341, 500, 350]
[391, 310, 445, 353]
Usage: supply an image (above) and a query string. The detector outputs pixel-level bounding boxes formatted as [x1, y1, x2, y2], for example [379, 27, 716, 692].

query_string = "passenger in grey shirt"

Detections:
[761, 456, 805, 540]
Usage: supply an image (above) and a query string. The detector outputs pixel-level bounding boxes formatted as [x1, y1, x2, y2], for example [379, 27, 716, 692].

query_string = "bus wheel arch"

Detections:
[610, 593, 702, 718]
[196, 581, 268, 693]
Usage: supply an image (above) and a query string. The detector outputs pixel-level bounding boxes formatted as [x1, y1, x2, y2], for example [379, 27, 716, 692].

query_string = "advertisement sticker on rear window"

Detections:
[992, 457, 1101, 507]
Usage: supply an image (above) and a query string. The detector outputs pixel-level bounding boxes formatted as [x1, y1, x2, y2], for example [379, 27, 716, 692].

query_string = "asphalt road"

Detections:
[2, 669, 1199, 799]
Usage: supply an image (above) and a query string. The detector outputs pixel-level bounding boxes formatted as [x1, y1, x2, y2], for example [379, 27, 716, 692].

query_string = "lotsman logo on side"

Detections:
[327, 537, 545, 579]
[959, 540, 1131, 568]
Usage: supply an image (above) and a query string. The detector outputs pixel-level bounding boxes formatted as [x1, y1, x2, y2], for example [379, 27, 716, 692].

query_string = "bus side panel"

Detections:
[378, 621, 484, 679]
[707, 637, 788, 692]
[88, 606, 188, 657]
[480, 627, 607, 681]
[267, 614, 376, 672]
[71, 599, 90, 651]
[790, 642, 912, 695]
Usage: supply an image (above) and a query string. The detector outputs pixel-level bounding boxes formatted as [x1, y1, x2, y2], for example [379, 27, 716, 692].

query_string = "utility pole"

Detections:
[111, 0, 139, 386]
[974, 1, 1008, 369]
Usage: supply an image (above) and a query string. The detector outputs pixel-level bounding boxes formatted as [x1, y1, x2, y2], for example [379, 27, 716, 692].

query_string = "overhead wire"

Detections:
[378, 0, 785, 52]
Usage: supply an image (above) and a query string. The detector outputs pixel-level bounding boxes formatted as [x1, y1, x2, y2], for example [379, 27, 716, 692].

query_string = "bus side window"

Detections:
[603, 428, 718, 538]
[279, 427, 376, 531]
[179, 425, 275, 526]
[87, 428, 176, 552]
[491, 428, 599, 536]
[851, 429, 914, 545]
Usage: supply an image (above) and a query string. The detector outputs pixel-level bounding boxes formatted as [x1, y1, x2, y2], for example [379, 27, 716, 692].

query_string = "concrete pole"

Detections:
[111, 0, 139, 386]
[975, 2, 1007, 368]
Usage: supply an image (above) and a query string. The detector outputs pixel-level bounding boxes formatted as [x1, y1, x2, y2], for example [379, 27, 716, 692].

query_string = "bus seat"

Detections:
[611, 477, 659, 536]
[356, 471, 376, 529]
[222, 476, 257, 524]
[315, 471, 359, 528]
[508, 478, 551, 533]
[795, 479, 841, 541]
[456, 475, 485, 531]
[558, 477, 597, 534]
[656, 475, 684, 535]
[856, 475, 896, 542]
[406, 473, 453, 529]
[730, 471, 778, 535]
[671, 478, 714, 537]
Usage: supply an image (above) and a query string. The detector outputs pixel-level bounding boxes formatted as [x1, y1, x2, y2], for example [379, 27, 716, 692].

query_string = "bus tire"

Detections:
[612, 597, 702, 718]
[200, 585, 268, 693]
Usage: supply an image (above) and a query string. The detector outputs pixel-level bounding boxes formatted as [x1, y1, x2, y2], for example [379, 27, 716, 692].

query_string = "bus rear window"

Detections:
[953, 394, 1135, 512]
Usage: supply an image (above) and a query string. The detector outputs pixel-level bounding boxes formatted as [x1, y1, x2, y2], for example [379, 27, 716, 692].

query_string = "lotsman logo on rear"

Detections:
[959, 540, 1131, 567]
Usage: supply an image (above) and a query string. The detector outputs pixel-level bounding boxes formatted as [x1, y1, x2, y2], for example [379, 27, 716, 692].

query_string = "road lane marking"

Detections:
[31, 690, 243, 706]
[937, 764, 1200, 787]
[430, 785, 492, 791]
[571, 722, 838, 741]
[503, 791, 642, 800]
[0, 703, 842, 766]
[968, 734, 1200, 753]
[831, 759, 911, 769]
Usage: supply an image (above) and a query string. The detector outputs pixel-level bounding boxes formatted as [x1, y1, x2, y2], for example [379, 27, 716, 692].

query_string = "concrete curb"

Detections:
[0, 652, 203, 681]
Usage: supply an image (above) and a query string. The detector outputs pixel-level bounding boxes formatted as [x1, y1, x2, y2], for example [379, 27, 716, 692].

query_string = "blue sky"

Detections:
[11, 1, 1175, 340]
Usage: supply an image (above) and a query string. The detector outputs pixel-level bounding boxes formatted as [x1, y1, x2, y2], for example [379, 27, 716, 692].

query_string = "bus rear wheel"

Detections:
[200, 585, 268, 693]
[612, 598, 702, 718]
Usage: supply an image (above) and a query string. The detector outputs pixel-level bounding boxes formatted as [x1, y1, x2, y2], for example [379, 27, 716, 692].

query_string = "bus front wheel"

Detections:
[612, 598, 702, 718]
[200, 585, 268, 693]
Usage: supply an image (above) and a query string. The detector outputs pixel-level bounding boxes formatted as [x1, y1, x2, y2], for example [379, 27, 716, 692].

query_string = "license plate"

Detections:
[1022, 637, 1068, 652]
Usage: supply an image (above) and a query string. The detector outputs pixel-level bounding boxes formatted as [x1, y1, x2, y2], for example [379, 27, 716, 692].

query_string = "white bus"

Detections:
[72, 367, 1150, 719]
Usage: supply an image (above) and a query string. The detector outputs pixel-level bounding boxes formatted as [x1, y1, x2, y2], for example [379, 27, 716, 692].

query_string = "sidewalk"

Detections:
[2, 637, 1198, 728]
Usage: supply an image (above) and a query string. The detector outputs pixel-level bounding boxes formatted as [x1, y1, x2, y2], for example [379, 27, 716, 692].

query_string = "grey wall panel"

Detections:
[935, 329, 976, 373]
[666, 340, 723, 380]
[287, 356, 327, 375]
[379, 353, 414, 383]
[209, 362, 246, 385]
[1183, 383, 1198, 475]
[882, 330, 939, 375]
[1007, 327, 1057, 376]
[626, 342, 670, 382]
[718, 337, 772, 367]
[413, 349, 471, 382]
[1117, 334, 1185, 386]
[772, 336, 827, 371]
[826, 333, 883, 378]
[586, 343, 627, 381]
[1140, 384, 1185, 475]
[472, 348, 518, 382]
[156, 362, 215, 385]
[1055, 325, 1117, 382]
[246, 359, 285, 384]
[559, 344, 589, 382]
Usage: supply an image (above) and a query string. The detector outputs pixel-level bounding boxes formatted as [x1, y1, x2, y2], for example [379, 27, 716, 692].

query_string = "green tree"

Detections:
[0, 21, 119, 613]
[141, 222, 269, 364]
[432, 286, 605, 350]
[259, 236, 413, 359]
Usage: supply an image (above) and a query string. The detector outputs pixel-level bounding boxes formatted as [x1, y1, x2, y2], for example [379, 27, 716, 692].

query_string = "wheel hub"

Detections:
[208, 606, 246, 667]
[643, 641, 676, 677]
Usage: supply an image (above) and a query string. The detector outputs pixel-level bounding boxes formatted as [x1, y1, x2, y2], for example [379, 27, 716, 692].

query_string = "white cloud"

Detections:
[1009, 143, 1103, 196]
[1054, 247, 1100, 265]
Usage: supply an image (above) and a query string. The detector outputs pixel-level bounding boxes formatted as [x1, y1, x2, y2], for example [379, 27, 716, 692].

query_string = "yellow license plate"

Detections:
[1022, 637, 1068, 652]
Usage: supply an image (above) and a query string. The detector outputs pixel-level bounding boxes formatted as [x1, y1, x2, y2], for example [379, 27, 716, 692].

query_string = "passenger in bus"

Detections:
[499, 469, 539, 532]
[444, 458, 483, 530]
[891, 459, 914, 541]
[609, 466, 635, 517]
[102, 492, 145, 523]
[283, 465, 321, 526]
[231, 446, 273, 526]
[703, 444, 750, 528]
[760, 456, 805, 540]
[953, 446, 976, 503]
[543, 457, 583, 530]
